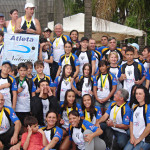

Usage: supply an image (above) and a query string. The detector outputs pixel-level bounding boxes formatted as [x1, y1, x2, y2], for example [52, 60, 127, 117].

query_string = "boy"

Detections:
[33, 60, 54, 93]
[15, 63, 36, 125]
[39, 38, 53, 76]
[142, 46, 150, 71]
[0, 31, 4, 66]
[118, 46, 145, 99]
[21, 116, 48, 150]
[0, 61, 17, 109]
[25, 61, 34, 79]
[9, 64, 18, 77]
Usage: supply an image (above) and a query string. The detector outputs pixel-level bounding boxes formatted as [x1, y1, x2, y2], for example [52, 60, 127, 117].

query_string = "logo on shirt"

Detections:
[125, 115, 129, 122]
[135, 112, 140, 118]
[81, 56, 85, 60]
[56, 131, 62, 138]
[12, 113, 17, 119]
[127, 70, 132, 76]
[89, 125, 95, 130]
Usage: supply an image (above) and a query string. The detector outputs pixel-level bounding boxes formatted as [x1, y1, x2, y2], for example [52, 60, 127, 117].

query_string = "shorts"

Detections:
[95, 100, 111, 109]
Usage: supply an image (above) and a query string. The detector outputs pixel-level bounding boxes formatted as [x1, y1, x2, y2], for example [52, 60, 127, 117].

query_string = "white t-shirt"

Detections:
[42, 98, 50, 122]
[42, 51, 50, 76]
[82, 77, 92, 96]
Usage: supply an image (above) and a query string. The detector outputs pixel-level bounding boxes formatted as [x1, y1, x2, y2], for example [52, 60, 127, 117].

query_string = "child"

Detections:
[32, 60, 53, 93]
[15, 63, 36, 125]
[25, 61, 34, 79]
[0, 61, 17, 109]
[9, 64, 18, 77]
[0, 31, 4, 66]
[142, 46, 150, 71]
[39, 38, 53, 76]
[93, 60, 117, 114]
[21, 116, 48, 150]
[118, 46, 145, 100]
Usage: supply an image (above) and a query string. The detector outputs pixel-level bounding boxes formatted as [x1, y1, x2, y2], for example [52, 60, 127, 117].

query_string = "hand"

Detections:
[134, 80, 142, 85]
[39, 87, 44, 97]
[84, 134, 94, 144]
[18, 87, 23, 93]
[36, 87, 41, 93]
[38, 128, 44, 135]
[77, 91, 81, 96]
[97, 98, 105, 104]
[10, 134, 18, 145]
[88, 90, 93, 95]
[17, 28, 24, 33]
[2, 83, 10, 88]
[106, 119, 114, 127]
[120, 74, 126, 80]
[47, 86, 53, 97]
[0, 141, 3, 149]
[70, 78, 74, 84]
[26, 28, 35, 34]
[44, 147, 49, 150]
[60, 119, 64, 125]
[27, 125, 32, 137]
[134, 138, 141, 147]
[40, 43, 46, 48]
[9, 142, 21, 150]
[130, 135, 135, 145]
[95, 122, 100, 128]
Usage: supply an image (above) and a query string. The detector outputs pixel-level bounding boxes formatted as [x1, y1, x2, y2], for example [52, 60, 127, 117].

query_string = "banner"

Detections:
[3, 33, 39, 66]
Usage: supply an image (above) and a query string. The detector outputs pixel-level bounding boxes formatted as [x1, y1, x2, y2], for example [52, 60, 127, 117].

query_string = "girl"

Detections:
[59, 90, 84, 150]
[54, 64, 78, 102]
[124, 85, 150, 150]
[82, 94, 102, 125]
[56, 41, 80, 78]
[68, 110, 106, 150]
[93, 60, 117, 114]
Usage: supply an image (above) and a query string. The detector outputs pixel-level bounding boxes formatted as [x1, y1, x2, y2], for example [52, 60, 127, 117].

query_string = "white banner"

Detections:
[3, 33, 39, 65]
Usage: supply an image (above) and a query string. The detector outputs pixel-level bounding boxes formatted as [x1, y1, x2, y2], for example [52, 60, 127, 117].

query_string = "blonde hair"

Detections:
[108, 51, 118, 62]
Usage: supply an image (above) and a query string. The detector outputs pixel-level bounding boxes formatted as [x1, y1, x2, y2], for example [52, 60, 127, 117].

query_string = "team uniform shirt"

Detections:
[0, 74, 17, 107]
[131, 104, 150, 141]
[60, 102, 84, 129]
[134, 57, 143, 63]
[58, 53, 80, 75]
[0, 43, 4, 66]
[0, 106, 19, 134]
[146, 69, 150, 80]
[76, 50, 96, 75]
[94, 73, 117, 101]
[7, 21, 15, 34]
[94, 50, 102, 74]
[54, 76, 76, 101]
[42, 50, 53, 76]
[69, 119, 98, 150]
[118, 60, 127, 66]
[118, 62, 145, 100]
[143, 60, 150, 72]
[0, 27, 7, 32]
[52, 35, 71, 63]
[106, 102, 131, 133]
[32, 74, 53, 89]
[83, 106, 102, 124]
[15, 80, 36, 112]
[97, 46, 107, 53]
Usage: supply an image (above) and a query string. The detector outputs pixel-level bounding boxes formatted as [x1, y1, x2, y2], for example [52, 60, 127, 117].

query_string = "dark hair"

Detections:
[39, 38, 47, 44]
[121, 44, 127, 48]
[108, 37, 116, 42]
[125, 46, 134, 54]
[17, 62, 27, 70]
[11, 64, 18, 76]
[10, 9, 18, 15]
[98, 60, 108, 74]
[38, 79, 49, 87]
[68, 110, 80, 117]
[34, 60, 44, 68]
[82, 94, 95, 121]
[64, 41, 72, 47]
[70, 30, 79, 36]
[46, 110, 58, 119]
[101, 35, 108, 40]
[24, 116, 38, 127]
[64, 89, 76, 110]
[25, 61, 33, 68]
[0, 31, 4, 37]
[83, 63, 92, 86]
[143, 46, 150, 53]
[133, 85, 150, 105]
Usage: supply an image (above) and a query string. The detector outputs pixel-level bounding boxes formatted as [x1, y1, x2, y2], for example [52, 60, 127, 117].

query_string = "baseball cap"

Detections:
[43, 27, 52, 33]
[25, 3, 35, 9]
[130, 43, 139, 51]
[0, 13, 4, 17]
[2, 60, 12, 68]
[80, 37, 89, 42]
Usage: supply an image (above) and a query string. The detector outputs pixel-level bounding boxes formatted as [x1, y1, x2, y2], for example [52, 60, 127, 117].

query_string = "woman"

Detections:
[124, 85, 150, 150]
[68, 110, 106, 150]
[82, 94, 102, 125]
[56, 41, 80, 78]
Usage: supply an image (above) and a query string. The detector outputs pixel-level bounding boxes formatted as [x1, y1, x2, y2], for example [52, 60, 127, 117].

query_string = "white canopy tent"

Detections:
[48, 13, 146, 44]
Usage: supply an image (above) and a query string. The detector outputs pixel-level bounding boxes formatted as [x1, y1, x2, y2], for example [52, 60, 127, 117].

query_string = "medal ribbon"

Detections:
[100, 74, 108, 90]
[66, 107, 73, 117]
[64, 76, 71, 82]
[56, 35, 62, 48]
[0, 42, 4, 54]
[19, 77, 26, 87]
[25, 16, 32, 29]
[37, 74, 46, 82]
[113, 102, 126, 121]
[11, 21, 15, 32]
[65, 53, 72, 64]
[0, 108, 4, 126]
[85, 109, 91, 122]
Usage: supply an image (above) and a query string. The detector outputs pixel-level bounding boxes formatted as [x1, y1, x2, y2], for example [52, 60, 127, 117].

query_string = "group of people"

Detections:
[0, 2, 150, 150]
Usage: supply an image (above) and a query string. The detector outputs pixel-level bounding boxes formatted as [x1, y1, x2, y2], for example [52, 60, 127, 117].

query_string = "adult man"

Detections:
[89, 38, 102, 75]
[31, 79, 60, 126]
[51, 23, 71, 80]
[98, 36, 108, 53]
[0, 13, 7, 32]
[95, 89, 131, 150]
[15, 3, 41, 35]
[0, 93, 21, 149]
[102, 37, 122, 61]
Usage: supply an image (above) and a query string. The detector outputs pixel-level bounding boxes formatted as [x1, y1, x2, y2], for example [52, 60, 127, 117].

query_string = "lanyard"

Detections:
[100, 74, 108, 90]
[37, 74, 46, 82]
[56, 35, 62, 48]
[24, 16, 32, 29]
[113, 102, 126, 121]
[19, 77, 26, 87]
[11, 21, 15, 33]
[0, 108, 4, 126]
[85, 109, 91, 122]
[66, 107, 73, 117]
[65, 53, 72, 64]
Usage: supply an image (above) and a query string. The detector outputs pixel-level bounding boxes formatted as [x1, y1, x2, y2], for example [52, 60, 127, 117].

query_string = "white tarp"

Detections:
[48, 13, 145, 41]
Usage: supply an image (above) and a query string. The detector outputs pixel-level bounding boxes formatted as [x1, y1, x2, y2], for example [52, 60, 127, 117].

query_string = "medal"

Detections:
[100, 74, 108, 91]
[24, 16, 32, 29]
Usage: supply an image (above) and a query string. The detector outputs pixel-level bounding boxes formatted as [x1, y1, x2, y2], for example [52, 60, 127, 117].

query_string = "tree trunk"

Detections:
[84, 0, 92, 38]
